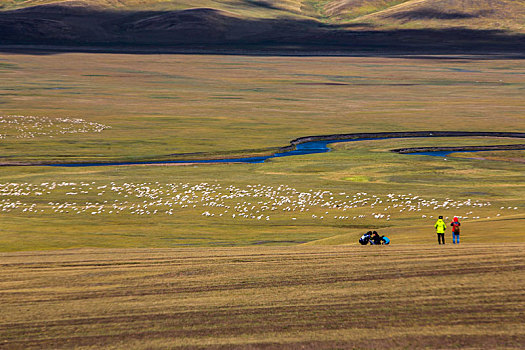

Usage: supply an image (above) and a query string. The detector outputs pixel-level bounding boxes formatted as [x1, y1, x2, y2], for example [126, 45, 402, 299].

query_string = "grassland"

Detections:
[0, 38, 524, 350]
[1, 245, 524, 349]
[2, 0, 524, 32]
[1, 53, 524, 161]
[0, 53, 524, 251]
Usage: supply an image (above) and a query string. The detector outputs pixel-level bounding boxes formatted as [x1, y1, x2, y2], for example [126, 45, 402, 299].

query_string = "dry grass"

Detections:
[355, 0, 525, 32]
[2, 0, 524, 32]
[1, 244, 524, 349]
[452, 150, 525, 163]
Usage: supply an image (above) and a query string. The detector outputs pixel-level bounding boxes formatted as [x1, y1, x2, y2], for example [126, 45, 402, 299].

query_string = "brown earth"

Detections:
[1, 244, 524, 349]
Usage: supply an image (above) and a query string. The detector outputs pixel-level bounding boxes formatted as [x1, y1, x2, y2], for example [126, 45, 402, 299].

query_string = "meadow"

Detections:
[0, 53, 524, 250]
[0, 52, 524, 348]
[1, 245, 524, 349]
[1, 54, 524, 162]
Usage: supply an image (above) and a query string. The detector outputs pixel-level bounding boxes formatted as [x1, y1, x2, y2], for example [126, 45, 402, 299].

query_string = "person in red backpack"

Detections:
[450, 217, 461, 244]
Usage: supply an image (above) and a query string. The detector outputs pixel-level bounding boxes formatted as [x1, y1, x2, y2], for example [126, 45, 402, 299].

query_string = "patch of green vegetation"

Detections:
[0, 62, 18, 70]
[343, 175, 369, 182]
[339, 0, 411, 21]
[303, 0, 331, 21]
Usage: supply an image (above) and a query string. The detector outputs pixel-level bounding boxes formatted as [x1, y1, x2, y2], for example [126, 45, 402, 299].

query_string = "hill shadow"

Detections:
[388, 9, 492, 20]
[0, 5, 524, 56]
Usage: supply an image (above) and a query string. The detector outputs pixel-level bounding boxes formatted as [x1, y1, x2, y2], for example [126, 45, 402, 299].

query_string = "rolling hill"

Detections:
[354, 0, 525, 32]
[0, 0, 524, 53]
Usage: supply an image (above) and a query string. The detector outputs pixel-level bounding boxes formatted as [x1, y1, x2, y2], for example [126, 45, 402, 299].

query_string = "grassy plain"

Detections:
[1, 245, 524, 349]
[0, 53, 524, 250]
[1, 54, 524, 162]
[0, 50, 524, 349]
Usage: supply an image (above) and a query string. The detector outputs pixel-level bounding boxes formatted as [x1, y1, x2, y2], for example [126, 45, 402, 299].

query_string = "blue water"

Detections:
[410, 151, 458, 157]
[53, 137, 385, 167]
[51, 137, 523, 167]
[408, 149, 519, 158]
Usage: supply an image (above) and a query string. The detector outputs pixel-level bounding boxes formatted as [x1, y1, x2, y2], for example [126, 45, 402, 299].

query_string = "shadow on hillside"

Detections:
[388, 9, 492, 20]
[0, 6, 524, 56]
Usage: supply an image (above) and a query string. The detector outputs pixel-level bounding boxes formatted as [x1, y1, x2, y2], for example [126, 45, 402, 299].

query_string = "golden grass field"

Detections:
[1, 245, 524, 349]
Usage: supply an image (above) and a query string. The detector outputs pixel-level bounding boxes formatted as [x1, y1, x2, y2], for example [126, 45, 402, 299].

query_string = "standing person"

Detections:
[434, 216, 446, 245]
[450, 217, 461, 244]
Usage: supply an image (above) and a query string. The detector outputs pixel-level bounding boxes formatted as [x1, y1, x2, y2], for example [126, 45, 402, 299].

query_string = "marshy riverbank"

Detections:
[8, 131, 524, 167]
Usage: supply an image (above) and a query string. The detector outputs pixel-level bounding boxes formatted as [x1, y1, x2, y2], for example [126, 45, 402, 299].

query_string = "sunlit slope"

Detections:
[0, 0, 307, 17]
[0, 1, 329, 46]
[324, 0, 413, 20]
[3, 0, 525, 32]
[1, 0, 524, 51]
[351, 0, 525, 32]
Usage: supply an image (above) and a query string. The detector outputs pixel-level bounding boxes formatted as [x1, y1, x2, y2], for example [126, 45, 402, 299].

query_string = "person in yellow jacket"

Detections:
[435, 216, 447, 244]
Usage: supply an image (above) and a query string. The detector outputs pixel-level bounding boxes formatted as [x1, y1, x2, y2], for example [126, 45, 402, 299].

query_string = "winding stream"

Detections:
[50, 131, 525, 167]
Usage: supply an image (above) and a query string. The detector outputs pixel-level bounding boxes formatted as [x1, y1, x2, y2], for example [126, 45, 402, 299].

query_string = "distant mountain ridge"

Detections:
[1, 0, 524, 53]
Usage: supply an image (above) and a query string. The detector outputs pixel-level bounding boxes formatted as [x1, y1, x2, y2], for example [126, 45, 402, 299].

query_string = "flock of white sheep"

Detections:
[1, 115, 520, 226]
[0, 115, 110, 139]
[0, 181, 517, 222]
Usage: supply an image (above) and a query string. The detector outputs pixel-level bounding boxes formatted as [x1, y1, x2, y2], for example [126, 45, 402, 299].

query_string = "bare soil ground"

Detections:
[1, 244, 524, 349]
